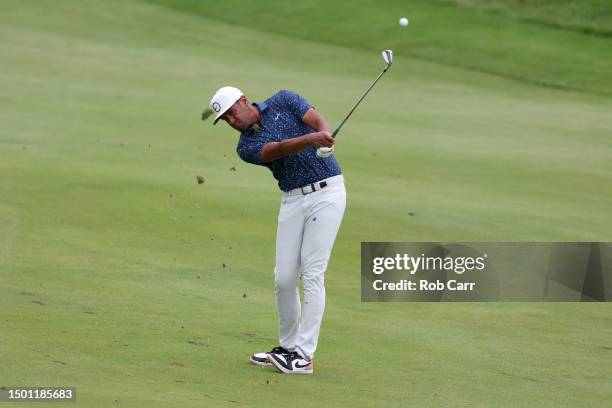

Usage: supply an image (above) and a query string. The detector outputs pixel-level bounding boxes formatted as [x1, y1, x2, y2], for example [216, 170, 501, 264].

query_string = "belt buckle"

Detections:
[300, 181, 329, 195]
[300, 183, 315, 195]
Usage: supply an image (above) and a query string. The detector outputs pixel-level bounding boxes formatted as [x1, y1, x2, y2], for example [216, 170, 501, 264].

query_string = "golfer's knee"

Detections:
[302, 274, 325, 295]
[302, 257, 328, 277]
[274, 265, 299, 292]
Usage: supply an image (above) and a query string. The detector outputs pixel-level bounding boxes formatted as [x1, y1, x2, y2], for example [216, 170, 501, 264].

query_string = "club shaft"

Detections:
[332, 65, 390, 138]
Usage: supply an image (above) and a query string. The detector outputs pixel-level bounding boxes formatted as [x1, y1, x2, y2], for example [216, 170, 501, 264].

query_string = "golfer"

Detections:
[207, 86, 346, 374]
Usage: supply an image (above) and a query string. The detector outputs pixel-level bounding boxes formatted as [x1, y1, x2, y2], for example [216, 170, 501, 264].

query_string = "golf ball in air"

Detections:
[399, 17, 409, 26]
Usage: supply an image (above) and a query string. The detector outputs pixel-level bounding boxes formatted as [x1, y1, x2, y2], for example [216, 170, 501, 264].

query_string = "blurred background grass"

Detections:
[148, 0, 612, 94]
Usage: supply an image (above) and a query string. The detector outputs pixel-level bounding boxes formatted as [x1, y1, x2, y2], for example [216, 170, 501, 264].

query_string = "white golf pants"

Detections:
[274, 175, 346, 361]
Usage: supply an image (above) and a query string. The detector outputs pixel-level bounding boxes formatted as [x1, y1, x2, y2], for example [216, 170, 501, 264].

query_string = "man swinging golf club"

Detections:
[205, 50, 392, 375]
[207, 87, 346, 374]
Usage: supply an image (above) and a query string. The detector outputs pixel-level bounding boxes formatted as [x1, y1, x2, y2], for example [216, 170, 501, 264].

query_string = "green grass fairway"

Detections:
[1, 0, 611, 406]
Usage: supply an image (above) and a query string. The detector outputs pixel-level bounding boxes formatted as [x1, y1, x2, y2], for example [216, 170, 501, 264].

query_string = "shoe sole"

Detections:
[250, 357, 272, 366]
[267, 354, 313, 375]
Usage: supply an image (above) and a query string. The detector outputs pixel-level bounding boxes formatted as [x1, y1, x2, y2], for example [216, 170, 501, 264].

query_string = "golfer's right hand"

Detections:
[308, 131, 334, 148]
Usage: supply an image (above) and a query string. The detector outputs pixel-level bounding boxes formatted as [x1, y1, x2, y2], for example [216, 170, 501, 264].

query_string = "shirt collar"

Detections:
[241, 102, 268, 137]
[253, 101, 268, 113]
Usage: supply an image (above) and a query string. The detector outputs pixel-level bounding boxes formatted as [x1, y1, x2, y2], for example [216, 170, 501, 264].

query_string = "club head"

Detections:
[382, 49, 393, 67]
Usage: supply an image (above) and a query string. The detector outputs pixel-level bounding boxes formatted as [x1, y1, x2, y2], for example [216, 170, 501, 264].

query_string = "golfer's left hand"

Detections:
[316, 146, 334, 158]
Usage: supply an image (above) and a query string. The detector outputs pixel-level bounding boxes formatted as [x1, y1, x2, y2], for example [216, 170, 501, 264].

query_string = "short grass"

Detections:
[148, 0, 612, 95]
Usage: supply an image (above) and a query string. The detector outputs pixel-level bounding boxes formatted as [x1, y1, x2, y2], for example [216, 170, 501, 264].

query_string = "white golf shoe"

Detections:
[250, 346, 290, 366]
[268, 351, 314, 374]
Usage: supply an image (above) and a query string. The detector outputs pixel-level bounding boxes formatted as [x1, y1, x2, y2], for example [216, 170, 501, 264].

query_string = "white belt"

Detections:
[285, 174, 344, 196]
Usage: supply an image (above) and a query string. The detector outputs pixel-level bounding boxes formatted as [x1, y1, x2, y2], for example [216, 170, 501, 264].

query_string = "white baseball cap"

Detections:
[210, 86, 243, 125]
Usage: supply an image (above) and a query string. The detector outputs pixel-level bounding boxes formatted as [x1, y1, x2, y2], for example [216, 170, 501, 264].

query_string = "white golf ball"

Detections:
[399, 17, 409, 27]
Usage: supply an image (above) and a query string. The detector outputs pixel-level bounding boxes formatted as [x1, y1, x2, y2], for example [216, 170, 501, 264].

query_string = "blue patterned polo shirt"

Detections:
[236, 90, 341, 192]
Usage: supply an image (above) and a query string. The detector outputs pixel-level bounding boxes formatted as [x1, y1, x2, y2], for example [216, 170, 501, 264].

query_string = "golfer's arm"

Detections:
[259, 108, 332, 163]
[259, 135, 313, 163]
[302, 107, 332, 133]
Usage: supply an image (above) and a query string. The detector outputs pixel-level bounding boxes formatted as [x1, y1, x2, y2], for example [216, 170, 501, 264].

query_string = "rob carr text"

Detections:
[373, 279, 476, 291]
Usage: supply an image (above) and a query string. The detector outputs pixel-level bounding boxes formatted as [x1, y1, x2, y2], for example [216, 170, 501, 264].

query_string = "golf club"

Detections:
[332, 49, 393, 138]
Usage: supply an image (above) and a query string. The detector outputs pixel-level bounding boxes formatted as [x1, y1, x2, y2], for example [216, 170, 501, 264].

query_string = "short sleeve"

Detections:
[279, 90, 312, 120]
[237, 133, 273, 165]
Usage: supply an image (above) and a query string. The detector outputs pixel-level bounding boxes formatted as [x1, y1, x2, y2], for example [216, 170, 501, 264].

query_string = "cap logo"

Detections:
[212, 102, 221, 113]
